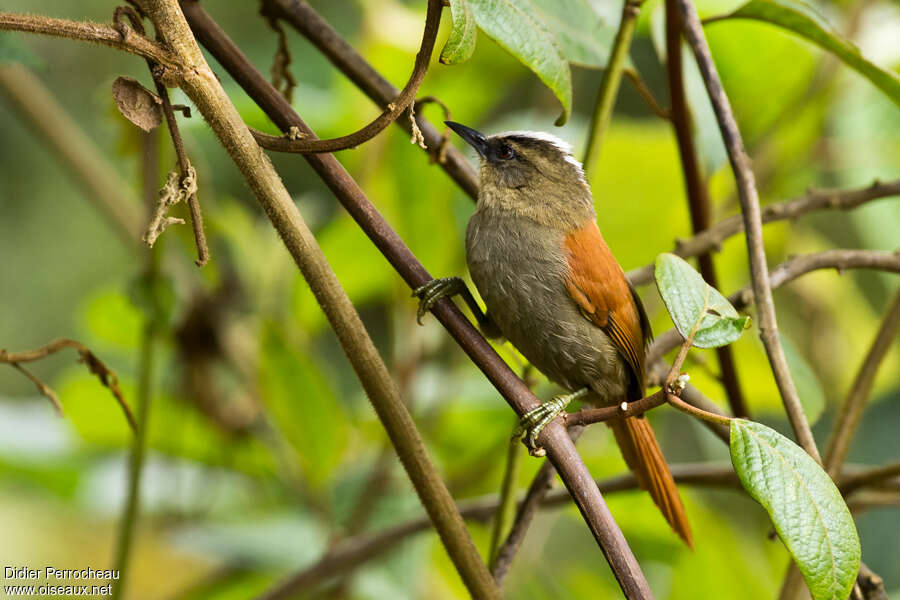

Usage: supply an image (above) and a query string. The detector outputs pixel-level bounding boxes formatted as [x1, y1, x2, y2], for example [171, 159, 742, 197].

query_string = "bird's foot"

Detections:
[515, 388, 590, 456]
[412, 277, 466, 324]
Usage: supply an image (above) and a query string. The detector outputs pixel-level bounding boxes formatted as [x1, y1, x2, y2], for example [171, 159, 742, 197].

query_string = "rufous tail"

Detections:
[608, 416, 693, 549]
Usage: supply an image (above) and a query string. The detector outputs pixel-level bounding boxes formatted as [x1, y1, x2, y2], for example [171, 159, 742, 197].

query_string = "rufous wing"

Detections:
[563, 220, 649, 398]
[563, 219, 693, 548]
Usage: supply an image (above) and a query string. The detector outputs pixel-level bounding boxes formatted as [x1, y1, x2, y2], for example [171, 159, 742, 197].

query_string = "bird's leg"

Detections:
[412, 277, 498, 335]
[515, 388, 591, 456]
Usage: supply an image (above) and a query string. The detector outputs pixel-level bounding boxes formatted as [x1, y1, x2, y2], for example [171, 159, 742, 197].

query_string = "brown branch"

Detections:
[181, 4, 652, 597]
[10, 363, 63, 415]
[115, 4, 209, 265]
[841, 461, 900, 496]
[729, 249, 900, 311]
[265, 462, 741, 595]
[142, 1, 500, 597]
[623, 69, 670, 120]
[257, 455, 900, 595]
[0, 12, 179, 70]
[565, 389, 668, 427]
[153, 79, 209, 265]
[665, 0, 747, 418]
[490, 427, 584, 586]
[824, 288, 900, 477]
[627, 179, 900, 286]
[0, 338, 136, 432]
[0, 64, 143, 246]
[259, 0, 479, 198]
[249, 0, 442, 154]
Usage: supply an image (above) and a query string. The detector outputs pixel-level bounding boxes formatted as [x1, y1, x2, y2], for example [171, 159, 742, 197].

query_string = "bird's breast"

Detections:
[465, 210, 626, 397]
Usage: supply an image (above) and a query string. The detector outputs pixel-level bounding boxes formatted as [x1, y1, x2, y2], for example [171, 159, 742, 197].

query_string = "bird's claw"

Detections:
[513, 388, 589, 456]
[514, 396, 570, 457]
[412, 277, 465, 325]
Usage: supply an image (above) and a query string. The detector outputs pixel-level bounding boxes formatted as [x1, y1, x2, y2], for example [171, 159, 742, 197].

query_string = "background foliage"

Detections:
[1, 0, 899, 598]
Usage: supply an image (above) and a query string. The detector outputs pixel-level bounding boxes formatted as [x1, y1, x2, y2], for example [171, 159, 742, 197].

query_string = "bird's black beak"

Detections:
[445, 121, 488, 157]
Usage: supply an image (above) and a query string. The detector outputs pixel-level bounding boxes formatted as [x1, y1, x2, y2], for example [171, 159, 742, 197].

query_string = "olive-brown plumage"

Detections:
[445, 122, 693, 547]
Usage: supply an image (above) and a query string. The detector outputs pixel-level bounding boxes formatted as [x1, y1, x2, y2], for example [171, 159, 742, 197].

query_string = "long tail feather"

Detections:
[608, 416, 693, 548]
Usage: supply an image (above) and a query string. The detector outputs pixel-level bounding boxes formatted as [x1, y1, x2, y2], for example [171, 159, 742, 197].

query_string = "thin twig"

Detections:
[182, 5, 653, 598]
[262, 12, 296, 103]
[0, 12, 179, 70]
[0, 338, 136, 432]
[679, 0, 821, 461]
[490, 426, 583, 585]
[582, 0, 645, 178]
[256, 455, 900, 595]
[143, 1, 501, 597]
[150, 73, 209, 265]
[627, 179, 900, 286]
[623, 69, 670, 119]
[259, 0, 479, 197]
[840, 461, 900, 495]
[824, 288, 900, 476]
[665, 0, 747, 417]
[487, 419, 524, 569]
[117, 5, 209, 265]
[10, 363, 63, 415]
[111, 129, 161, 600]
[263, 462, 741, 595]
[249, 0, 443, 154]
[729, 249, 900, 311]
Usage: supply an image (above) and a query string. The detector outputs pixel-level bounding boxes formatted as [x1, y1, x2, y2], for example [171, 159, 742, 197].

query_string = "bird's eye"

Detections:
[497, 144, 515, 160]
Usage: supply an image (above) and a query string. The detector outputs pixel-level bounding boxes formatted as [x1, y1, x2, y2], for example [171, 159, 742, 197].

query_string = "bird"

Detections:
[414, 121, 693, 548]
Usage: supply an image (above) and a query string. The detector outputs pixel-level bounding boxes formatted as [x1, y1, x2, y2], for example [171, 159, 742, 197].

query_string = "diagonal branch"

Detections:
[627, 179, 900, 286]
[824, 288, 900, 477]
[0, 12, 179, 69]
[259, 462, 739, 597]
[249, 0, 442, 154]
[1, 338, 136, 432]
[181, 3, 652, 597]
[676, 0, 819, 461]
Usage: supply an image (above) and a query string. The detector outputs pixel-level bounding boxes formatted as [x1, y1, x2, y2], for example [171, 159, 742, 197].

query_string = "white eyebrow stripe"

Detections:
[496, 130, 587, 182]
[498, 130, 573, 154]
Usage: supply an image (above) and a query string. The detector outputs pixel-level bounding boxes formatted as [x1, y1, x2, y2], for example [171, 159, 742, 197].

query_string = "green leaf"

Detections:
[468, 0, 572, 125]
[780, 334, 826, 425]
[708, 0, 900, 107]
[440, 0, 477, 65]
[259, 325, 347, 489]
[529, 0, 618, 69]
[654, 253, 750, 348]
[730, 420, 860, 600]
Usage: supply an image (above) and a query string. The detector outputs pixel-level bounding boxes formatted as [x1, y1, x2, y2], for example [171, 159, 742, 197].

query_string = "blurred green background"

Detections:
[1, 0, 899, 598]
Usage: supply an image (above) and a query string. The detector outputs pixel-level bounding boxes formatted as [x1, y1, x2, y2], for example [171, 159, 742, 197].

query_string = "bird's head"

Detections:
[446, 121, 593, 226]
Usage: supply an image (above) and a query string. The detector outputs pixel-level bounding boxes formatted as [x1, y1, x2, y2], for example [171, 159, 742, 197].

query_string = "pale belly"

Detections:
[465, 211, 629, 402]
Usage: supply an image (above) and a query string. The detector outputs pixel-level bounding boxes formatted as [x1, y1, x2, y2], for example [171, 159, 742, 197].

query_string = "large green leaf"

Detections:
[440, 0, 477, 65]
[529, 0, 618, 68]
[708, 0, 900, 106]
[468, 0, 572, 124]
[730, 420, 860, 600]
[780, 334, 825, 425]
[654, 253, 750, 348]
